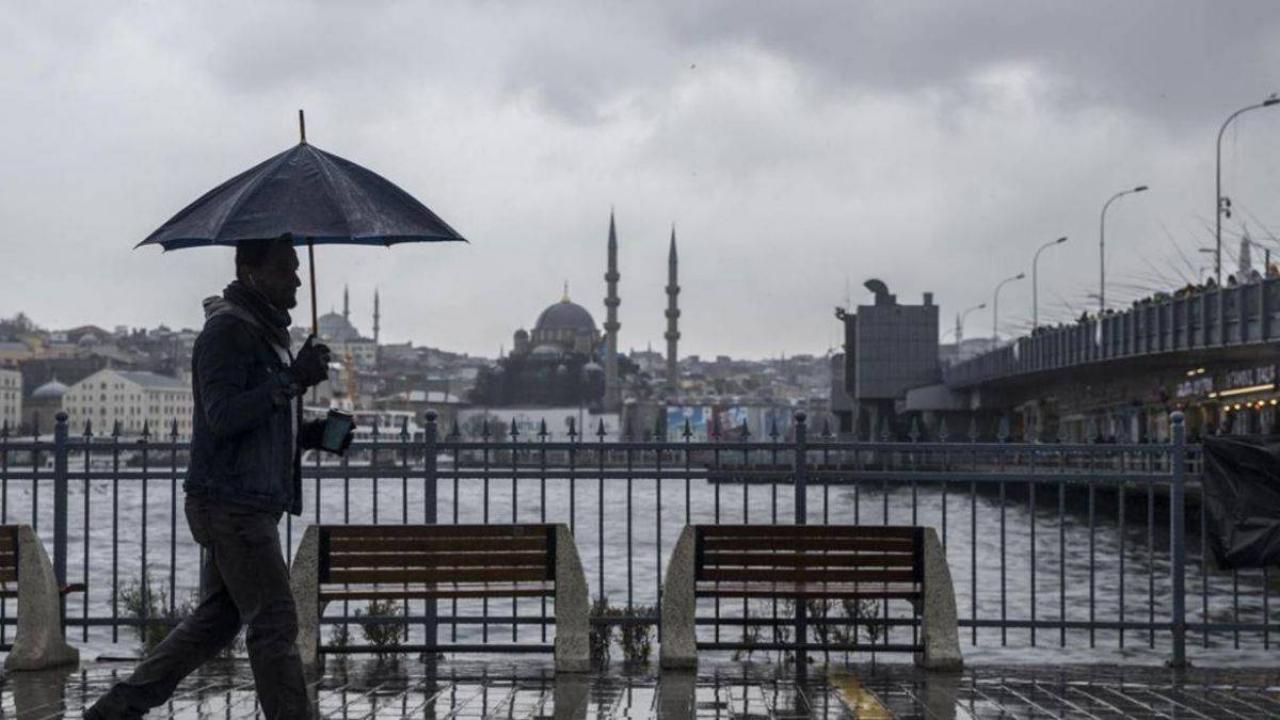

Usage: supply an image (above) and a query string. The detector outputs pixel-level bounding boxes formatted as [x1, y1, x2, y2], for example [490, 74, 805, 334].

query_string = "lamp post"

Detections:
[1100, 185, 1148, 315]
[1216, 94, 1280, 284]
[1032, 236, 1068, 330]
[955, 302, 986, 344]
[993, 272, 1026, 345]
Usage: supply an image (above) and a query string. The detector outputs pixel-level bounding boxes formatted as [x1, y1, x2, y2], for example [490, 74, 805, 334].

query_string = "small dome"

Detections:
[530, 344, 563, 358]
[583, 361, 603, 373]
[32, 379, 68, 399]
[514, 329, 529, 340]
[535, 299, 596, 333]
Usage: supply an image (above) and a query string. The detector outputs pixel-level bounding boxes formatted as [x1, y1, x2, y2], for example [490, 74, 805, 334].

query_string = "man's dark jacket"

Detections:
[184, 306, 318, 515]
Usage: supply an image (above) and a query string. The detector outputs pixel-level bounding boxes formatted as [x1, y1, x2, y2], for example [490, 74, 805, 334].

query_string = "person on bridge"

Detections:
[88, 236, 353, 720]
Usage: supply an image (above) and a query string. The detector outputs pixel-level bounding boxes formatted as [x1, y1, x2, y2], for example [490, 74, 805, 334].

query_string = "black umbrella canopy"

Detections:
[138, 115, 466, 334]
[137, 141, 466, 249]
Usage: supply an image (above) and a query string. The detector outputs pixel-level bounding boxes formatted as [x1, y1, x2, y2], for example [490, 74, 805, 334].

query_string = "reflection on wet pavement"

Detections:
[0, 659, 1277, 718]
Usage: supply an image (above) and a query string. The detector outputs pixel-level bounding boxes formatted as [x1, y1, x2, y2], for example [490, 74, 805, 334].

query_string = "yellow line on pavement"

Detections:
[831, 670, 893, 719]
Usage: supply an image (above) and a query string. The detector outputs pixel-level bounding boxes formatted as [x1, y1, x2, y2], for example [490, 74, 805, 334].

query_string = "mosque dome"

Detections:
[32, 378, 68, 400]
[534, 298, 597, 333]
[317, 311, 360, 343]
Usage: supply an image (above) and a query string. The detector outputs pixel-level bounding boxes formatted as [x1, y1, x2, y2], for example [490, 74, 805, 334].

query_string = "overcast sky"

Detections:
[4, 1, 1280, 359]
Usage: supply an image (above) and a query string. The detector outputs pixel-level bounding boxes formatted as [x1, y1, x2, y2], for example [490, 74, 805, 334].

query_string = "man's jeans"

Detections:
[90, 494, 311, 719]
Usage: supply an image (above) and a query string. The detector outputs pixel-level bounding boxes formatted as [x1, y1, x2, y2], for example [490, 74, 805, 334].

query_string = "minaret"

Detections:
[603, 211, 621, 411]
[343, 285, 350, 323]
[664, 225, 680, 393]
[372, 287, 381, 369]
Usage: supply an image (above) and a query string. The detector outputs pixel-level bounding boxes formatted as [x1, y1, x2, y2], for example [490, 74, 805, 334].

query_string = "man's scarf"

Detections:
[222, 280, 292, 349]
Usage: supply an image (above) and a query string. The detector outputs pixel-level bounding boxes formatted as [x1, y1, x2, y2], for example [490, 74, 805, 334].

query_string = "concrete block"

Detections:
[553, 525, 591, 673]
[5, 525, 78, 671]
[659, 526, 697, 669]
[914, 527, 963, 671]
[289, 525, 326, 676]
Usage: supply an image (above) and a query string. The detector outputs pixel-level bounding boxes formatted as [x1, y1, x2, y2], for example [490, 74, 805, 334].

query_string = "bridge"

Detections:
[944, 277, 1280, 389]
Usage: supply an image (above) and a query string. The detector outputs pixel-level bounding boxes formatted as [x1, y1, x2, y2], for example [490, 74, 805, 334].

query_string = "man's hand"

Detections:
[288, 335, 331, 388]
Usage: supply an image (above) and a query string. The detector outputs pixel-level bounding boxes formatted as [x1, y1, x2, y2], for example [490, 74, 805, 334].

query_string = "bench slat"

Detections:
[324, 525, 550, 539]
[698, 525, 917, 539]
[328, 537, 546, 553]
[700, 537, 916, 553]
[326, 566, 550, 585]
[327, 550, 549, 570]
[321, 581, 554, 602]
[700, 568, 919, 584]
[695, 581, 921, 600]
[701, 551, 915, 569]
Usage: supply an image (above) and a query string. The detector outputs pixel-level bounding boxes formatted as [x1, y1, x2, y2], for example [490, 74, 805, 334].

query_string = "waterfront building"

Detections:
[62, 368, 193, 438]
[0, 368, 20, 432]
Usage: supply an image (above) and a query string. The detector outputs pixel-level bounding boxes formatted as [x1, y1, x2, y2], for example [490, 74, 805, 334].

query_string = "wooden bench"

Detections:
[0, 525, 82, 671]
[659, 524, 961, 670]
[290, 524, 590, 673]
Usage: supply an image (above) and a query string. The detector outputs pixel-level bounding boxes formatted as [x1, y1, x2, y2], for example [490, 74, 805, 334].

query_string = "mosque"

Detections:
[468, 212, 682, 409]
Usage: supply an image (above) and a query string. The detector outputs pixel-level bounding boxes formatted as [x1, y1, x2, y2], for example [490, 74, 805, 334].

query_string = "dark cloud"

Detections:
[3, 1, 1280, 358]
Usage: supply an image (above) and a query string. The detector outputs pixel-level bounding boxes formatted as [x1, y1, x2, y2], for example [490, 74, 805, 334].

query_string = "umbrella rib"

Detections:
[306, 145, 355, 241]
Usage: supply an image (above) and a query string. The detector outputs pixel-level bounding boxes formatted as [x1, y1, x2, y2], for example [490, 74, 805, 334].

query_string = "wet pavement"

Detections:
[1, 658, 1277, 718]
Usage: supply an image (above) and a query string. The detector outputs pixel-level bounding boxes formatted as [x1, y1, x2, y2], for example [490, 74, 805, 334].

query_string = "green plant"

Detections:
[589, 597, 655, 666]
[589, 596, 616, 665]
[355, 598, 403, 661]
[618, 605, 654, 665]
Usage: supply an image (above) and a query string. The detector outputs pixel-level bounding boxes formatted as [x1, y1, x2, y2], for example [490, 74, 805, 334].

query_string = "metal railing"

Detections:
[0, 410, 1274, 666]
[945, 277, 1280, 387]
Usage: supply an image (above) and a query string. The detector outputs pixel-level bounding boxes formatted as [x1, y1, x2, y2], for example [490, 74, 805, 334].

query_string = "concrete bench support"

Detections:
[551, 524, 591, 673]
[915, 527, 963, 671]
[290, 525, 325, 675]
[658, 526, 697, 670]
[4, 525, 79, 671]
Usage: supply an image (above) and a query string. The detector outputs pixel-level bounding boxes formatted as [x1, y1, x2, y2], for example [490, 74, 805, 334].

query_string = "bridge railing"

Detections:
[0, 411, 1271, 667]
[946, 277, 1280, 386]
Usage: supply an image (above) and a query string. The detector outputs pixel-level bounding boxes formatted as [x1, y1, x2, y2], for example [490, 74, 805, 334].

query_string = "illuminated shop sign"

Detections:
[1222, 365, 1275, 390]
[1175, 365, 1276, 400]
[1175, 376, 1213, 399]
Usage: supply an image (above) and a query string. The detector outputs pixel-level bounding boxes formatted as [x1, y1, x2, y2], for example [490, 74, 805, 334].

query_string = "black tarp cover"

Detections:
[1201, 436, 1280, 569]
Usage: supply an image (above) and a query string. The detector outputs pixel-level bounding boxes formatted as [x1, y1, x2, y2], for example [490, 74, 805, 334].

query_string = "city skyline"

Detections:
[3, 2, 1280, 358]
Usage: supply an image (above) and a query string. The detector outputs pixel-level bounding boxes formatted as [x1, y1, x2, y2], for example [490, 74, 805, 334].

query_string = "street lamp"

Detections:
[1216, 94, 1280, 284]
[955, 302, 986, 343]
[1100, 185, 1148, 315]
[1032, 236, 1067, 330]
[992, 272, 1026, 345]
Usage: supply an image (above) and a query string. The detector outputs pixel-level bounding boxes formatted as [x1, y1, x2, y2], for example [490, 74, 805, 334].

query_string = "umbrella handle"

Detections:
[308, 240, 318, 336]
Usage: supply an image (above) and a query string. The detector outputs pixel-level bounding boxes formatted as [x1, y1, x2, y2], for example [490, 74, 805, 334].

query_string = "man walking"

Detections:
[89, 236, 351, 719]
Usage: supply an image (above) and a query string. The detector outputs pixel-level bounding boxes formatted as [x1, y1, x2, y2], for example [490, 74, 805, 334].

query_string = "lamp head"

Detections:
[1264, 94, 1279, 107]
[1056, 236, 1068, 244]
[1015, 273, 1026, 280]
[1134, 185, 1149, 193]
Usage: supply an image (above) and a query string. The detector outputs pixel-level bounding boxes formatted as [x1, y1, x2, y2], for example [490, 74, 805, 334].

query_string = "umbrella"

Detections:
[137, 110, 466, 334]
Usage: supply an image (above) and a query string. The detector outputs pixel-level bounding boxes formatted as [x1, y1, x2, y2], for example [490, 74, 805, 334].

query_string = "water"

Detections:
[2, 464, 1275, 665]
